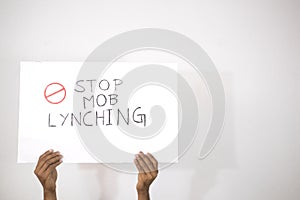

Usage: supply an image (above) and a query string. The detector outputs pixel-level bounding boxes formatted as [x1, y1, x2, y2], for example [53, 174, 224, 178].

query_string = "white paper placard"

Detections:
[18, 61, 178, 163]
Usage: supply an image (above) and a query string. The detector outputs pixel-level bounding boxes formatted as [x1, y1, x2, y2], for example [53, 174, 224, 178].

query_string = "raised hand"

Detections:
[34, 149, 63, 200]
[134, 151, 158, 200]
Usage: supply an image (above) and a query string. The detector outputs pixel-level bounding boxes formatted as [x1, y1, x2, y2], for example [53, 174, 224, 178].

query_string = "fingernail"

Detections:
[135, 154, 139, 158]
[49, 149, 53, 152]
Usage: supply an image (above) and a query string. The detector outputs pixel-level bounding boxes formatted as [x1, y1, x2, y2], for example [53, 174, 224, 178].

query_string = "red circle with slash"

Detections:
[44, 82, 66, 104]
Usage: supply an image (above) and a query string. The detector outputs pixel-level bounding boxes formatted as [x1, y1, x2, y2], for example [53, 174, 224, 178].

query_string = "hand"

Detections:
[134, 151, 158, 199]
[34, 149, 63, 200]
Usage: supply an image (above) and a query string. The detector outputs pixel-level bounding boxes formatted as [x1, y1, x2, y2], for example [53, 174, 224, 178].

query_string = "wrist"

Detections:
[137, 189, 150, 200]
[137, 186, 149, 193]
[138, 190, 149, 198]
[43, 189, 57, 200]
[137, 189, 148, 193]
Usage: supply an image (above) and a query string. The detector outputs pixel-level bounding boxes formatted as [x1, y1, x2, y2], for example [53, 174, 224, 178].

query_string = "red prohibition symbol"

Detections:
[44, 82, 66, 104]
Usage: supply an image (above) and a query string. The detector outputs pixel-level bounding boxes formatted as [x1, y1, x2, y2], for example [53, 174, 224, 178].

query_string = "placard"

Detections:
[18, 61, 178, 163]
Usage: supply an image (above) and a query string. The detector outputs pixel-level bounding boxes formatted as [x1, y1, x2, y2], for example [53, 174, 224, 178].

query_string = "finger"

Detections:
[139, 152, 155, 172]
[146, 153, 158, 170]
[39, 149, 54, 160]
[144, 153, 158, 178]
[134, 158, 145, 173]
[35, 149, 54, 171]
[44, 159, 63, 178]
[136, 152, 151, 173]
[38, 152, 63, 173]
[40, 153, 63, 171]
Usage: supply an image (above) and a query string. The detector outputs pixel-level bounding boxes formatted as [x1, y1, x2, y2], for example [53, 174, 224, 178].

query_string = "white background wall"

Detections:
[0, 0, 299, 199]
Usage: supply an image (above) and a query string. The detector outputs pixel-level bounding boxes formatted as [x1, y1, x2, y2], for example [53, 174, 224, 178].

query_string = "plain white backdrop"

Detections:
[0, 0, 299, 199]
